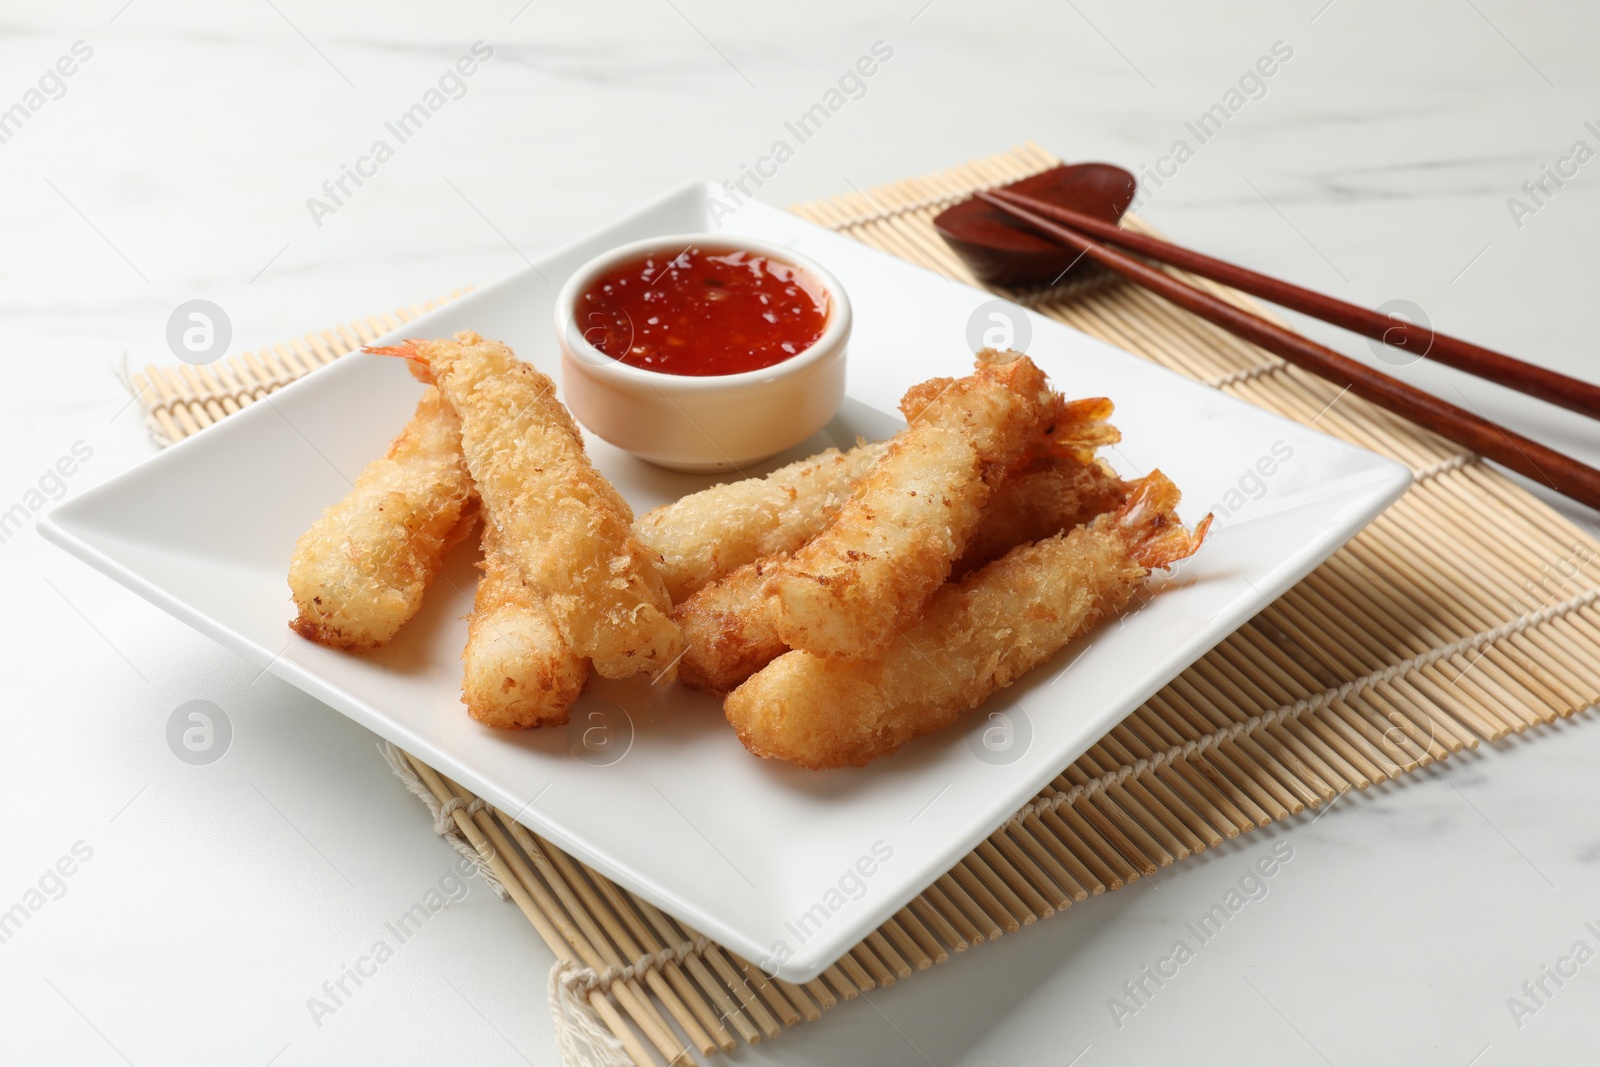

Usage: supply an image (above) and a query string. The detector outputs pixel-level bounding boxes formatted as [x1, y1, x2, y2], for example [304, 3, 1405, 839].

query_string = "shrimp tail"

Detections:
[366, 340, 436, 384]
[1113, 468, 1211, 571]
[1046, 396, 1120, 460]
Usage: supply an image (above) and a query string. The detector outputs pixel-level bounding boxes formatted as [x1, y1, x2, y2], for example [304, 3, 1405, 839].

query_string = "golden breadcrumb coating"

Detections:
[765, 351, 1061, 658]
[953, 455, 1129, 576]
[675, 558, 783, 692]
[725, 471, 1210, 768]
[288, 386, 476, 651]
[461, 522, 589, 728]
[375, 332, 682, 680]
[678, 452, 1130, 692]
[634, 440, 889, 603]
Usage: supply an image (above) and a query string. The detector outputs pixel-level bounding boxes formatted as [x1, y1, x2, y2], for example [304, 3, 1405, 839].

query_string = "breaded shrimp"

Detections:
[635, 440, 889, 603]
[288, 386, 476, 651]
[640, 375, 1119, 609]
[462, 522, 589, 728]
[675, 558, 782, 692]
[953, 455, 1128, 576]
[678, 453, 1131, 692]
[371, 332, 682, 679]
[765, 351, 1061, 658]
[725, 471, 1210, 768]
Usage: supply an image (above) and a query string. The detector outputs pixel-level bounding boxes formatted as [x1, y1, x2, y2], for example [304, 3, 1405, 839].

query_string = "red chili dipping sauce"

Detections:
[576, 246, 830, 376]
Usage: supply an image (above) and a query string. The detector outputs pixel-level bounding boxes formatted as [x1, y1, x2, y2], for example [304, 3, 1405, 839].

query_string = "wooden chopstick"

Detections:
[988, 186, 1600, 421]
[975, 190, 1600, 511]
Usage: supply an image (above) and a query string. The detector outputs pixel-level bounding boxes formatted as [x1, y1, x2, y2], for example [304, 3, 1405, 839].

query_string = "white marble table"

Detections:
[3, 2, 1598, 1064]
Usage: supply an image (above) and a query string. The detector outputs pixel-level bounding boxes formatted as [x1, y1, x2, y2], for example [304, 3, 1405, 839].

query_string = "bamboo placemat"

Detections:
[130, 289, 474, 445]
[132, 143, 1600, 1067]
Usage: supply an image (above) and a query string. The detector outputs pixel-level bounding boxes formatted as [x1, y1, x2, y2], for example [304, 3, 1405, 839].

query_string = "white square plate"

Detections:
[42, 183, 1410, 982]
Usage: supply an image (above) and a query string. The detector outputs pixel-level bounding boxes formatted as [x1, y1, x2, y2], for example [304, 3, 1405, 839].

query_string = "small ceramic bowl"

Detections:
[555, 233, 850, 473]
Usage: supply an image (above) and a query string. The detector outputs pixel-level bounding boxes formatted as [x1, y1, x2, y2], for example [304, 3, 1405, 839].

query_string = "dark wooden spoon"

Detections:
[933, 162, 1137, 288]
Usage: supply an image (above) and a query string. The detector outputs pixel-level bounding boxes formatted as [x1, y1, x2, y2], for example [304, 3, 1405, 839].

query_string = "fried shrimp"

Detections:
[641, 393, 1120, 606]
[371, 332, 682, 679]
[635, 441, 889, 603]
[461, 523, 589, 728]
[765, 351, 1061, 658]
[675, 558, 782, 692]
[725, 471, 1210, 768]
[288, 386, 476, 651]
[678, 453, 1131, 692]
[954, 455, 1128, 576]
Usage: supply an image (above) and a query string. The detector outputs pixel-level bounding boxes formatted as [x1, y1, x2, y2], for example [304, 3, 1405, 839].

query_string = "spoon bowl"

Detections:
[933, 162, 1136, 288]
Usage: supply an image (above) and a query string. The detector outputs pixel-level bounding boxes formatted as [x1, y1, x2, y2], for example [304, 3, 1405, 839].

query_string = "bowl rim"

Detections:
[555, 232, 852, 391]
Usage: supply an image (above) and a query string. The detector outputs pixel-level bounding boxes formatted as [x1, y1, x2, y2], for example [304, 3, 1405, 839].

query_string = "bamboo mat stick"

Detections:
[465, 800, 693, 1066]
